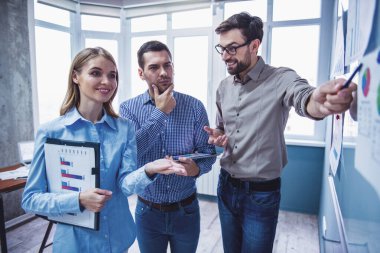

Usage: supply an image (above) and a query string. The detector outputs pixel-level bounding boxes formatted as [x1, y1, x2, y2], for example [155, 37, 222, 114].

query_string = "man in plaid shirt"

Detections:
[119, 40, 215, 253]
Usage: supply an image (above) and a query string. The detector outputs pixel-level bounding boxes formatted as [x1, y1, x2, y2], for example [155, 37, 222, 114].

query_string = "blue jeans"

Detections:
[135, 197, 200, 253]
[217, 169, 281, 253]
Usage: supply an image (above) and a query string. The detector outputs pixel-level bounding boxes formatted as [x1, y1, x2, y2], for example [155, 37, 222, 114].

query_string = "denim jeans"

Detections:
[135, 197, 200, 253]
[217, 169, 281, 253]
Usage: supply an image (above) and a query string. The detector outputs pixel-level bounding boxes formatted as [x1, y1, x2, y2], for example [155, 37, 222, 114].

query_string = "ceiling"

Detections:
[78, 0, 208, 8]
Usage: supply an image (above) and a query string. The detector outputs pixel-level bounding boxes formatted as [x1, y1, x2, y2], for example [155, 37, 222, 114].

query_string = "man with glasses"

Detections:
[204, 12, 357, 253]
[120, 40, 215, 253]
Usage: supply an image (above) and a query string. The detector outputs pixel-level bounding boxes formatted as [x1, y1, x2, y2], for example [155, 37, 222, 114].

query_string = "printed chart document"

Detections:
[44, 138, 100, 230]
[355, 46, 380, 190]
[329, 113, 344, 176]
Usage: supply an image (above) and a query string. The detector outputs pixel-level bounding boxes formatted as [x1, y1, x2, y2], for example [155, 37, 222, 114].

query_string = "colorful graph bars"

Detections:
[61, 181, 80, 192]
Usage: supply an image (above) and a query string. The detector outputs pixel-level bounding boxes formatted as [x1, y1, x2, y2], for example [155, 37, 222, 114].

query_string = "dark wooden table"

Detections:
[0, 164, 27, 253]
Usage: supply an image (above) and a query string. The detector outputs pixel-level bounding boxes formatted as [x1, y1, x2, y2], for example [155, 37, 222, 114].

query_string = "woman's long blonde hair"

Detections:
[60, 47, 119, 117]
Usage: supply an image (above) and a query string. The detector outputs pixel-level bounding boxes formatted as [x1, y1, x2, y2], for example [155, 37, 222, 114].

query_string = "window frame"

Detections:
[30, 0, 335, 146]
[263, 0, 334, 142]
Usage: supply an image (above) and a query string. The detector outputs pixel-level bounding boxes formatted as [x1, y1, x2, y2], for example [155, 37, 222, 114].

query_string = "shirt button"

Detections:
[237, 113, 239, 116]
[105, 234, 108, 238]
[103, 216, 107, 220]
[162, 149, 165, 153]
[235, 146, 237, 149]
[237, 130, 240, 133]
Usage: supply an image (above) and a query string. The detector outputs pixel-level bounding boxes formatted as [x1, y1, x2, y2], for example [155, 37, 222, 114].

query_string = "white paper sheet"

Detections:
[330, 113, 344, 176]
[355, 47, 380, 188]
[44, 140, 99, 230]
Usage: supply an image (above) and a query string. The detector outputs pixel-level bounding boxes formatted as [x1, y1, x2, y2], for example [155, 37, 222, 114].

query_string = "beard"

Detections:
[226, 52, 251, 75]
[227, 61, 250, 75]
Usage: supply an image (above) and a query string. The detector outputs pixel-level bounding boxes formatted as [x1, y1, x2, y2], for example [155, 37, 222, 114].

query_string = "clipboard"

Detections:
[44, 138, 100, 230]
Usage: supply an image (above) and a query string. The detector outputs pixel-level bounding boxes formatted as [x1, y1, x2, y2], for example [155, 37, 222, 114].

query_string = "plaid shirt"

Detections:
[119, 90, 215, 203]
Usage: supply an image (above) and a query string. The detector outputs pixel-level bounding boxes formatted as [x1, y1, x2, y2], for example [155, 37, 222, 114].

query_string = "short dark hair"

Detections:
[137, 40, 172, 68]
[215, 12, 263, 43]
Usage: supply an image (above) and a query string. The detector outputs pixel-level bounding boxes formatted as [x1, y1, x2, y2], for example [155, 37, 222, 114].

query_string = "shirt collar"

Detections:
[141, 90, 154, 105]
[234, 56, 265, 84]
[62, 107, 117, 130]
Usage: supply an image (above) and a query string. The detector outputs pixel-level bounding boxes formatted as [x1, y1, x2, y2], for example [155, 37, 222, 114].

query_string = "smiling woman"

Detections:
[60, 47, 119, 121]
[21, 46, 188, 253]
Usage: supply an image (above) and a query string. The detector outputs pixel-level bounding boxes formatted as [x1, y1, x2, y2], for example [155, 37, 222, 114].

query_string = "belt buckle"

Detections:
[159, 202, 178, 211]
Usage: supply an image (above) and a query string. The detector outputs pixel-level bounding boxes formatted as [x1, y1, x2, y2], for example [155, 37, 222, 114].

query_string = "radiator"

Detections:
[196, 157, 220, 196]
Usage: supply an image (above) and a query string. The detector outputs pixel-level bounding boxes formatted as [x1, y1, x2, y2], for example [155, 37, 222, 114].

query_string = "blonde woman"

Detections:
[22, 47, 185, 253]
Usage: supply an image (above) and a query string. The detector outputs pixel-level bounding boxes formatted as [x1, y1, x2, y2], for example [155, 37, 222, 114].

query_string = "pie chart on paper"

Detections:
[361, 67, 371, 97]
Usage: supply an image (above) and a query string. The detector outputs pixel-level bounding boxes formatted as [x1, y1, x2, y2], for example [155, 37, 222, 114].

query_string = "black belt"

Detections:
[221, 169, 281, 192]
[138, 193, 196, 212]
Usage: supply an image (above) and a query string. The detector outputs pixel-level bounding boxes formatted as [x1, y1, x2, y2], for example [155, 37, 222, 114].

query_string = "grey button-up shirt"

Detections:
[216, 57, 316, 180]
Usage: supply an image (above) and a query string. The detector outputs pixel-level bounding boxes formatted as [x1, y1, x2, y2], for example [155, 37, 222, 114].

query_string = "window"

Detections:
[35, 27, 71, 124]
[81, 15, 120, 33]
[34, 1, 70, 27]
[32, 0, 331, 144]
[174, 36, 209, 108]
[34, 1, 71, 125]
[273, 0, 321, 21]
[172, 8, 212, 29]
[131, 14, 167, 32]
[271, 26, 320, 136]
[224, 0, 267, 21]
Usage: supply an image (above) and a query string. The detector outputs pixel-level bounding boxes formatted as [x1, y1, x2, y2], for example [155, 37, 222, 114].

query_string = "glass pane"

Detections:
[285, 108, 314, 136]
[85, 39, 119, 111]
[271, 26, 319, 86]
[174, 36, 208, 108]
[85, 39, 118, 66]
[34, 1, 70, 27]
[131, 14, 167, 32]
[172, 8, 212, 29]
[224, 0, 267, 22]
[35, 27, 71, 124]
[81, 15, 120, 33]
[273, 0, 321, 21]
[130, 36, 167, 98]
[271, 25, 320, 136]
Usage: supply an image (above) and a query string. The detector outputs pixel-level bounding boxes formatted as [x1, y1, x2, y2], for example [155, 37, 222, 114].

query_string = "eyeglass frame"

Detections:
[214, 40, 252, 55]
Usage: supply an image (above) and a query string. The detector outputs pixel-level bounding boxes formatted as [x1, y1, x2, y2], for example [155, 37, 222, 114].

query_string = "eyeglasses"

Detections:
[215, 40, 251, 55]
